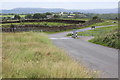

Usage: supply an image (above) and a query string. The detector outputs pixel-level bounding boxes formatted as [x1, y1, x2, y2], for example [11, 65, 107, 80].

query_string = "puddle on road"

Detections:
[49, 36, 94, 41]
[49, 37, 73, 40]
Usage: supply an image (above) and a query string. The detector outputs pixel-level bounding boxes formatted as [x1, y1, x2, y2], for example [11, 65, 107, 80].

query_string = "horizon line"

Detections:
[1, 7, 118, 10]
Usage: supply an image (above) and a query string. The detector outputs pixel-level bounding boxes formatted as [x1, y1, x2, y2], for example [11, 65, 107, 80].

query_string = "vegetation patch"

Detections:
[59, 18, 90, 21]
[77, 25, 119, 49]
[89, 28, 119, 49]
[2, 22, 74, 26]
[89, 20, 117, 26]
[0, 15, 26, 18]
[77, 25, 117, 36]
[2, 32, 97, 78]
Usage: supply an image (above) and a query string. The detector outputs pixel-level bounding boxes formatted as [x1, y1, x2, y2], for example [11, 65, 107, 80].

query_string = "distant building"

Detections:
[11, 16, 14, 19]
[67, 15, 74, 18]
[67, 14, 75, 18]
[78, 14, 87, 18]
[47, 15, 53, 19]
[59, 12, 64, 16]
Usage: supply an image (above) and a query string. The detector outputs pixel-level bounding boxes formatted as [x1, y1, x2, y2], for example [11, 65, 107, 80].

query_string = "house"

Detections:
[60, 12, 64, 16]
[11, 16, 14, 19]
[67, 14, 75, 18]
[67, 15, 74, 18]
[47, 15, 54, 19]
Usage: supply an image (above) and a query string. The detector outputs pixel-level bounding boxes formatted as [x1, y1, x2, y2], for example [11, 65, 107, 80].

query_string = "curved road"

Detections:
[49, 25, 118, 78]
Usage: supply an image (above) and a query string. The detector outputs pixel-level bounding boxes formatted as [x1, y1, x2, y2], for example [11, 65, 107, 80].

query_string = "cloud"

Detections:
[0, 0, 119, 2]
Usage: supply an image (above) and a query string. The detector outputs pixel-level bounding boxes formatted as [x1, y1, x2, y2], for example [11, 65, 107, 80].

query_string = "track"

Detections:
[49, 25, 118, 78]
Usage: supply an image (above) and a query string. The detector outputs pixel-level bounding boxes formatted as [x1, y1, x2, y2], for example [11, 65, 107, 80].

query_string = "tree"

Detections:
[73, 12, 81, 14]
[92, 16, 99, 19]
[45, 12, 52, 15]
[115, 17, 118, 20]
[74, 14, 80, 19]
[33, 13, 46, 19]
[14, 15, 21, 19]
[63, 12, 68, 14]
[41, 14, 47, 19]
[25, 14, 33, 19]
[54, 15, 60, 18]
[33, 13, 41, 19]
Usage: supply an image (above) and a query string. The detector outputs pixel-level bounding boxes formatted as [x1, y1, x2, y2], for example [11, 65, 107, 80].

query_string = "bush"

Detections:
[14, 15, 21, 19]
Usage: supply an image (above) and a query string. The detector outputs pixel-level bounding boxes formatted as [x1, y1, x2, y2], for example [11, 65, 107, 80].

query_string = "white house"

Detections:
[47, 15, 54, 19]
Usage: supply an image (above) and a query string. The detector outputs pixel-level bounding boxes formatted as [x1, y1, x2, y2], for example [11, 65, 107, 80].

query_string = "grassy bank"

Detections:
[2, 32, 97, 78]
[74, 24, 119, 49]
[89, 28, 119, 49]
[77, 25, 119, 49]
[66, 19, 118, 49]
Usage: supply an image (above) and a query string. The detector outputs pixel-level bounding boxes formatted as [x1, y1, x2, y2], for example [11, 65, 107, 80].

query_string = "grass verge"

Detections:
[2, 32, 97, 78]
[89, 28, 120, 49]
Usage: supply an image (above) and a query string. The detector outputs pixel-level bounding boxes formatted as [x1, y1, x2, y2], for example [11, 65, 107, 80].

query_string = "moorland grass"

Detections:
[2, 32, 98, 78]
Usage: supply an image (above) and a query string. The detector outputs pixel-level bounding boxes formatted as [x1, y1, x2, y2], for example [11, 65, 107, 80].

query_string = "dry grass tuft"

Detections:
[2, 32, 98, 78]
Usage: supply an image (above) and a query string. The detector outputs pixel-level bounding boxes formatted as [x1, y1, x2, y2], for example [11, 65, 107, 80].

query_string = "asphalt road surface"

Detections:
[49, 25, 118, 78]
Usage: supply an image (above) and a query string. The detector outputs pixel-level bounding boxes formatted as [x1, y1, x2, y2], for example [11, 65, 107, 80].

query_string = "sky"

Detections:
[0, 0, 119, 10]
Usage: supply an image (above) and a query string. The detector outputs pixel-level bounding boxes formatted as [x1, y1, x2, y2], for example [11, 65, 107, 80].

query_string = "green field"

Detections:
[80, 19, 117, 29]
[2, 32, 97, 78]
[89, 20, 117, 26]
[77, 25, 117, 36]
[2, 22, 74, 26]
[0, 15, 26, 17]
[60, 18, 90, 21]
[76, 20, 118, 37]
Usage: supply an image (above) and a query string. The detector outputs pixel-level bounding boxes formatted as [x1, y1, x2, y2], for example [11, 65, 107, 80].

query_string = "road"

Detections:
[49, 25, 118, 78]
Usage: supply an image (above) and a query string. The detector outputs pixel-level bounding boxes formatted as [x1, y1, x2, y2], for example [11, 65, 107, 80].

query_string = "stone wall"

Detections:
[2, 19, 103, 32]
[2, 19, 85, 24]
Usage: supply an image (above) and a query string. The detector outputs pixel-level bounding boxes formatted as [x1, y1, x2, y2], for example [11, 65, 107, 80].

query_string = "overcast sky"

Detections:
[0, 0, 119, 10]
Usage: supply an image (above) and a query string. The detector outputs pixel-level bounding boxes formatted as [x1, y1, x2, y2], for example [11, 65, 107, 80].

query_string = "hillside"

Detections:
[1, 8, 118, 14]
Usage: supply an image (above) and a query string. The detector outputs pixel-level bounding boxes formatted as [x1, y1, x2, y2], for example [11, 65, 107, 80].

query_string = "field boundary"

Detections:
[2, 19, 103, 32]
[1, 19, 86, 24]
